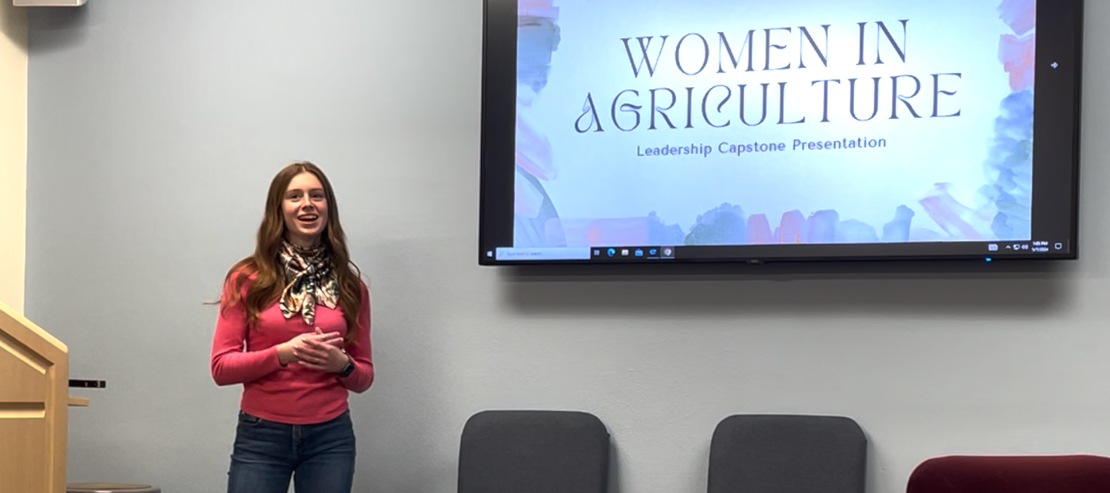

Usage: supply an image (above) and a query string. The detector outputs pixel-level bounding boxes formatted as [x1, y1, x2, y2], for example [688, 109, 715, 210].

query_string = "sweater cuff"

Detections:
[268, 345, 285, 369]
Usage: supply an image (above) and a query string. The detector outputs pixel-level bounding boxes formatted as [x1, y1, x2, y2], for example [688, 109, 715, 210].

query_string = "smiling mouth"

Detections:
[297, 214, 319, 223]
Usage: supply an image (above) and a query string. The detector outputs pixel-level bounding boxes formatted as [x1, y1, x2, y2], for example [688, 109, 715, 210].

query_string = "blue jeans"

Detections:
[227, 410, 356, 493]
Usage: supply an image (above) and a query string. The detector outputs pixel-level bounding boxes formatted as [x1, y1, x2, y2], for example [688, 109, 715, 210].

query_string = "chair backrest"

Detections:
[707, 414, 867, 493]
[458, 410, 610, 493]
[906, 454, 1110, 493]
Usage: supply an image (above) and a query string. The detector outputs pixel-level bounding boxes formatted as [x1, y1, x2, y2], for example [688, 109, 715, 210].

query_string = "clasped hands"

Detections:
[277, 328, 350, 373]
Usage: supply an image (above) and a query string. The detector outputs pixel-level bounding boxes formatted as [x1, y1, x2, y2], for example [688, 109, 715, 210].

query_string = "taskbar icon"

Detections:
[590, 246, 676, 261]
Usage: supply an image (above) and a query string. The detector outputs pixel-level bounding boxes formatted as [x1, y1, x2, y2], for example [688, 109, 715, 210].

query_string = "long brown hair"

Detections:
[220, 161, 363, 345]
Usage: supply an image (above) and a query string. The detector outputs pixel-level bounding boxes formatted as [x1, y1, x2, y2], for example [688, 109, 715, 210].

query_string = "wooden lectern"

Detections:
[0, 300, 88, 493]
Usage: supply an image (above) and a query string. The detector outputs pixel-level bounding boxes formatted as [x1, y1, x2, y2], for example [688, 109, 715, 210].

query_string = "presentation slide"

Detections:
[513, 0, 1036, 249]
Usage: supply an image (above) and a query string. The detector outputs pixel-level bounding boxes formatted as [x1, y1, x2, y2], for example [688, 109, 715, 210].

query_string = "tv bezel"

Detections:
[478, 0, 1083, 266]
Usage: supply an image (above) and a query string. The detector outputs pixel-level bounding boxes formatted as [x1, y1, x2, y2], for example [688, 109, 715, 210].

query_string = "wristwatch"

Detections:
[338, 352, 355, 378]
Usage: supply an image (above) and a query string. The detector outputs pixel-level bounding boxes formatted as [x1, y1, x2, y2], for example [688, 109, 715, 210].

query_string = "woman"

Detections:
[210, 161, 374, 493]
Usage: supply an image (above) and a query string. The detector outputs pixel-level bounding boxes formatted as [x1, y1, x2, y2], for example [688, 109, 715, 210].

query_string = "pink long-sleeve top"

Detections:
[210, 275, 373, 424]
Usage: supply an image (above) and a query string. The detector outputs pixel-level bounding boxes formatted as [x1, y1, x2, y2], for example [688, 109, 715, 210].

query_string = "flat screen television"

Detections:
[479, 0, 1082, 265]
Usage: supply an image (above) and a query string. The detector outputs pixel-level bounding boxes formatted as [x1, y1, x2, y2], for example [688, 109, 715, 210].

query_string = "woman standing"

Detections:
[210, 161, 373, 493]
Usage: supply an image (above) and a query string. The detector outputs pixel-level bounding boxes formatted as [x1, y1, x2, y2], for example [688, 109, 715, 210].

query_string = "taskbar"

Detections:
[590, 246, 676, 260]
[488, 246, 676, 262]
[487, 240, 1073, 264]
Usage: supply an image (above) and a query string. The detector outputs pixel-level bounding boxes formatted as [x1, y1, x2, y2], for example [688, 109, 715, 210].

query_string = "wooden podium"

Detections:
[0, 300, 86, 493]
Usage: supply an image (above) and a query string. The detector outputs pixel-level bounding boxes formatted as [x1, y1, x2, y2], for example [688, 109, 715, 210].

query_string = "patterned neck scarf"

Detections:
[278, 240, 339, 325]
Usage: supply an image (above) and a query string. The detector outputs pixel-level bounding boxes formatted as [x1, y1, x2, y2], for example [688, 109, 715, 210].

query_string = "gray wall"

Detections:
[24, 1, 1110, 492]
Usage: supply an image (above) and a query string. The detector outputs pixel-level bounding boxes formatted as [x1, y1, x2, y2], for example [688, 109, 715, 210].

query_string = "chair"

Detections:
[906, 454, 1110, 493]
[458, 410, 610, 493]
[707, 414, 867, 493]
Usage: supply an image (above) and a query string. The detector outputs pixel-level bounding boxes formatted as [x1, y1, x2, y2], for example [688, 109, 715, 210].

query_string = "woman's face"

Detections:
[282, 172, 329, 247]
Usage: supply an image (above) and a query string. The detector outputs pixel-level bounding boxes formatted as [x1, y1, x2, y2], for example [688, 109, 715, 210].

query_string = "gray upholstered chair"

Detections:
[707, 414, 867, 493]
[458, 410, 610, 493]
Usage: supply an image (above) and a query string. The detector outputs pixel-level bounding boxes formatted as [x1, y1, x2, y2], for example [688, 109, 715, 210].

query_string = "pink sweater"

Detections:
[210, 279, 374, 424]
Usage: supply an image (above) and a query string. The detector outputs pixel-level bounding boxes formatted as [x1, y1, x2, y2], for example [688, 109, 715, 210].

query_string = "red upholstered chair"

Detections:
[906, 454, 1110, 493]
